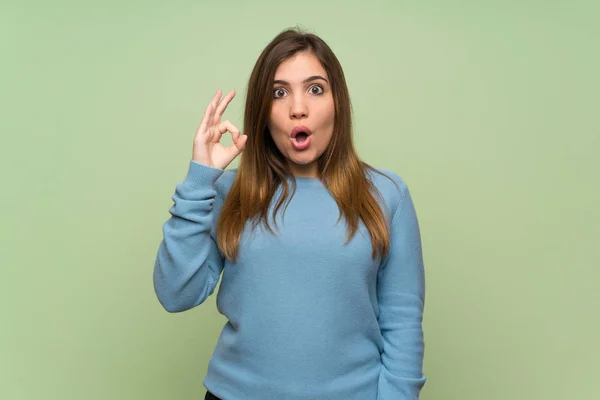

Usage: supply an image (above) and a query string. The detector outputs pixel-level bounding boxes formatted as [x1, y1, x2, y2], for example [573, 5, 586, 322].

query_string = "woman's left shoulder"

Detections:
[366, 165, 409, 194]
[364, 165, 411, 216]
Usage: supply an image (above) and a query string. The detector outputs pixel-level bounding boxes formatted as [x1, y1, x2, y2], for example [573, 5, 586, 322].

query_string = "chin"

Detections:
[288, 153, 317, 165]
[291, 158, 315, 165]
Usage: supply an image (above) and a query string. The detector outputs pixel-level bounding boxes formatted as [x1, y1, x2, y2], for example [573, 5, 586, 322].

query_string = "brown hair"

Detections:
[217, 27, 397, 263]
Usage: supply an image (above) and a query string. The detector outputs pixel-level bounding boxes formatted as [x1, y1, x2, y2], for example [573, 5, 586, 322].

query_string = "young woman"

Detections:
[153, 27, 427, 400]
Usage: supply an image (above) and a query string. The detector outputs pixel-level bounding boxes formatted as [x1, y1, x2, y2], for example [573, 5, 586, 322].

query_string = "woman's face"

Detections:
[267, 51, 335, 178]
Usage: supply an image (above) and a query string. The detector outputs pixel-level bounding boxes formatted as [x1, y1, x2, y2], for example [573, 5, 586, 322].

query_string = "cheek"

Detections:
[268, 112, 288, 147]
[320, 103, 336, 130]
[328, 100, 335, 122]
[320, 98, 335, 126]
[321, 104, 336, 143]
[269, 107, 285, 127]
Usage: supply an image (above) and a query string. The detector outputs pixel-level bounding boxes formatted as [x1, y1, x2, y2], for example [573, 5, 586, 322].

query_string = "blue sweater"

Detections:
[153, 160, 427, 400]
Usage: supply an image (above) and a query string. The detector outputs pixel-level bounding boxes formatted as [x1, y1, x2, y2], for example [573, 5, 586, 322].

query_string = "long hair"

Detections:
[217, 27, 397, 263]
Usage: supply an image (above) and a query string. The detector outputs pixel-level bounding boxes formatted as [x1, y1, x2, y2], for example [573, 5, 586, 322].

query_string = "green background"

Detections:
[2, 1, 598, 399]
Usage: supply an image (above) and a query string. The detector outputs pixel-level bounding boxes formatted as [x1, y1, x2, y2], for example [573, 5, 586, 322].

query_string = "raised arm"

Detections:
[153, 161, 226, 312]
[153, 88, 246, 312]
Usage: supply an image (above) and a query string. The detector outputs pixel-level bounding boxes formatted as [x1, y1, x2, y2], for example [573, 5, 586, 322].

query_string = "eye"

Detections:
[273, 88, 287, 99]
[310, 85, 324, 95]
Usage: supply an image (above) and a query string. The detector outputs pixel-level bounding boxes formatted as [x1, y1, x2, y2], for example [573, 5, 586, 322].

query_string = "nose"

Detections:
[289, 95, 308, 119]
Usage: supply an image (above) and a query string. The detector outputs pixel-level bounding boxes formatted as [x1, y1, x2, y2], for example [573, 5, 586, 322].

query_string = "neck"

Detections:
[288, 161, 319, 178]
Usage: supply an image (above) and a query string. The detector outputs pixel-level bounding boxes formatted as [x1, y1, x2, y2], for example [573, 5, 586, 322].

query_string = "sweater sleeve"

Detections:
[376, 182, 427, 399]
[153, 160, 226, 313]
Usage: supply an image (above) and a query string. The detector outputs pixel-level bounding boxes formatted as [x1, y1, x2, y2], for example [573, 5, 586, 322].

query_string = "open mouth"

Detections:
[290, 126, 312, 150]
[294, 131, 309, 143]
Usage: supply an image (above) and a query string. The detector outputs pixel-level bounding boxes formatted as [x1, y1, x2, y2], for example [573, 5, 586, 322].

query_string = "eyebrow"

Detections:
[273, 75, 329, 85]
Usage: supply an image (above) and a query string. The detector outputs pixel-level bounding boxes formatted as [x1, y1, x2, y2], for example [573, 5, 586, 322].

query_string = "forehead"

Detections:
[274, 51, 328, 81]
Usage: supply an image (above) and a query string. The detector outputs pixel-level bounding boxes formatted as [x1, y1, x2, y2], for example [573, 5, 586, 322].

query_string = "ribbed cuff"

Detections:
[183, 160, 225, 188]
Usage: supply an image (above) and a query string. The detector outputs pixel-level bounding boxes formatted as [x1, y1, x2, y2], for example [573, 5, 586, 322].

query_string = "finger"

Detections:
[214, 89, 236, 123]
[218, 120, 241, 142]
[232, 134, 248, 153]
[208, 89, 223, 123]
[197, 102, 214, 134]
[226, 133, 247, 157]
[197, 89, 222, 133]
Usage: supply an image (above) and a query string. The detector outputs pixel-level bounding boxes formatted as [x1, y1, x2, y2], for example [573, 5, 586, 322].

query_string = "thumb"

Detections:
[230, 134, 248, 156]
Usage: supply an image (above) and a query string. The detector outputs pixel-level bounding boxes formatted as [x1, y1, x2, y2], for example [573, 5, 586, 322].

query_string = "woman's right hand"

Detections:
[192, 89, 248, 170]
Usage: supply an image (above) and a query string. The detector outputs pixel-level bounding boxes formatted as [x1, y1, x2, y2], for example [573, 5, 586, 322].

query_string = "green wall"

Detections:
[2, 1, 598, 399]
